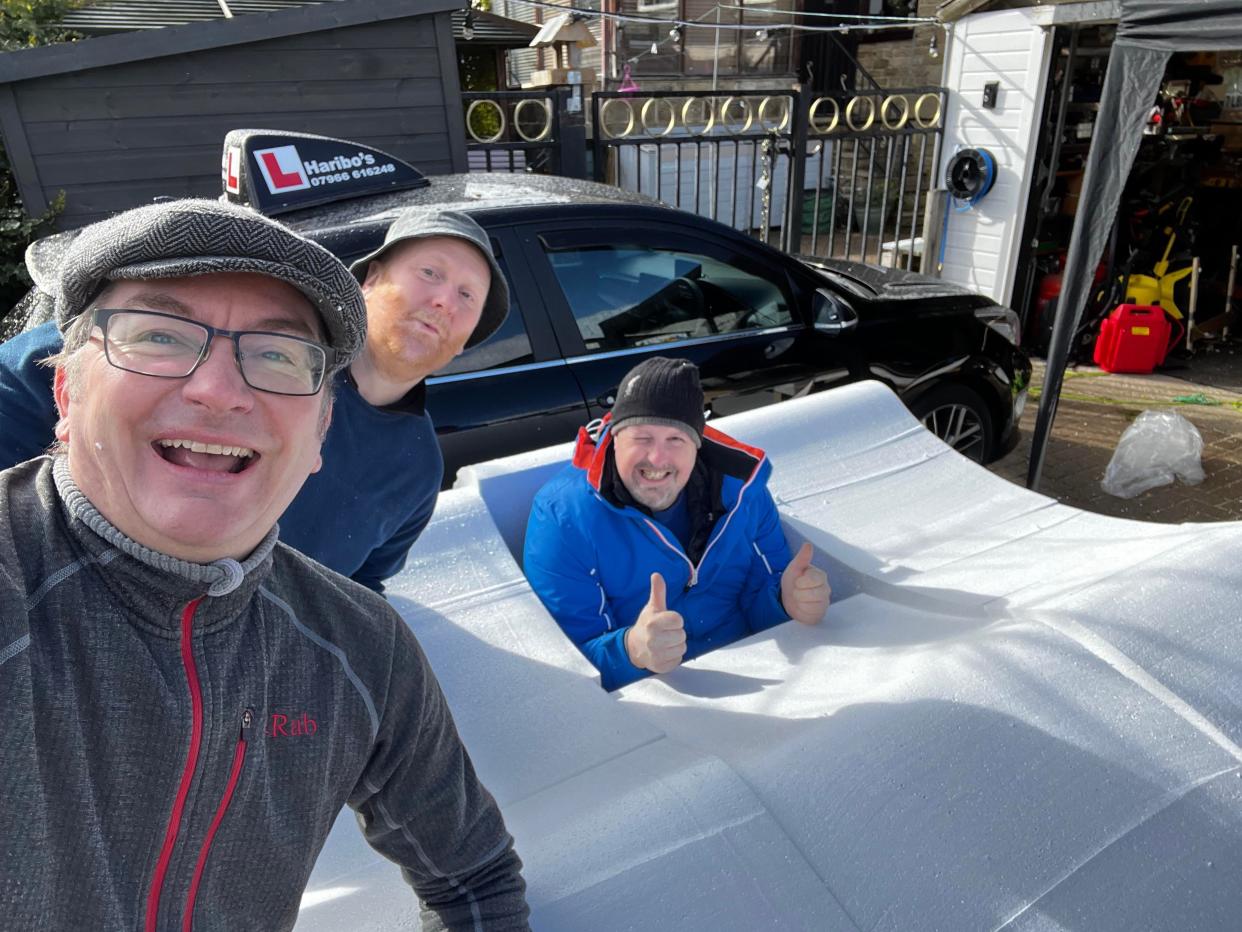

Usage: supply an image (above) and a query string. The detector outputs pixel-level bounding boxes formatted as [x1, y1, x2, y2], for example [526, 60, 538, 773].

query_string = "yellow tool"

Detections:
[1124, 196, 1194, 320]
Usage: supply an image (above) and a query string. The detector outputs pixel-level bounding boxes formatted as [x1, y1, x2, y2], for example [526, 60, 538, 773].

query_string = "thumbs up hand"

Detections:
[625, 573, 687, 674]
[780, 542, 830, 626]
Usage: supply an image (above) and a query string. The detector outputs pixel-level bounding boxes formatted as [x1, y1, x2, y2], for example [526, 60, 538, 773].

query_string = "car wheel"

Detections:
[910, 384, 994, 463]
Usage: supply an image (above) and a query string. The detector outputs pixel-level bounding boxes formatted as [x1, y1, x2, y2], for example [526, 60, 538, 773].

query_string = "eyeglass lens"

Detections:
[103, 310, 326, 395]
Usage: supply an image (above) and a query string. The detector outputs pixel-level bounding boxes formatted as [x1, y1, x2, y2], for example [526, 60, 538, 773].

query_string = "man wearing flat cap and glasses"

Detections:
[0, 205, 508, 592]
[0, 200, 529, 931]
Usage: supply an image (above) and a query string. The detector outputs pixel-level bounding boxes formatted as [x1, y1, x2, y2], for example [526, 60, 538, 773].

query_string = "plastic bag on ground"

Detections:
[1101, 410, 1205, 499]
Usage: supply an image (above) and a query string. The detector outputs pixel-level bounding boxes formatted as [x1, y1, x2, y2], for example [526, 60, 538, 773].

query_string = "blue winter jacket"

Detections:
[0, 321, 441, 592]
[524, 418, 793, 691]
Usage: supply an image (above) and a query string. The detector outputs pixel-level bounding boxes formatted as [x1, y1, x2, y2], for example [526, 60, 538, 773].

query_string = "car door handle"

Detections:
[764, 337, 796, 358]
[599, 393, 616, 407]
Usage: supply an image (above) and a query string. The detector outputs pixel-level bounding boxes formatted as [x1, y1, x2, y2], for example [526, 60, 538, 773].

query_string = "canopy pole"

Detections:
[1026, 42, 1169, 490]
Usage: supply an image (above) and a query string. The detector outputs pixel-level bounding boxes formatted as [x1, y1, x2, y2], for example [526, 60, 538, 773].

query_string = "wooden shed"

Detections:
[0, 0, 469, 230]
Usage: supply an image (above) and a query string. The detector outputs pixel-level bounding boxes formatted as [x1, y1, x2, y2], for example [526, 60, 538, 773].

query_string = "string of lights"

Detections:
[716, 3, 937, 24]
[496, 0, 935, 34]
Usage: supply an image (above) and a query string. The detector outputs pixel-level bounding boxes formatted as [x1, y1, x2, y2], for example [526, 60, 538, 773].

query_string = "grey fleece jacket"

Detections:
[0, 457, 529, 932]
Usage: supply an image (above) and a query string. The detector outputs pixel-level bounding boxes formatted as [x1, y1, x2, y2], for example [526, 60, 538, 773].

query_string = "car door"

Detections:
[420, 225, 590, 481]
[518, 217, 862, 428]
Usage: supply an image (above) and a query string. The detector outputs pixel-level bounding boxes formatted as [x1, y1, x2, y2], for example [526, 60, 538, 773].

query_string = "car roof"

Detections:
[279, 171, 669, 240]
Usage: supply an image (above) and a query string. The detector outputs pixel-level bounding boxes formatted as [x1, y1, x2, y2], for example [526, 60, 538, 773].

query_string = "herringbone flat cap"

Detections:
[55, 199, 366, 366]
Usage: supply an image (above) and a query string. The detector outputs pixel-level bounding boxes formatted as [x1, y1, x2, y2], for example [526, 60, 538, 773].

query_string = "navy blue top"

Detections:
[0, 321, 441, 592]
[651, 492, 691, 551]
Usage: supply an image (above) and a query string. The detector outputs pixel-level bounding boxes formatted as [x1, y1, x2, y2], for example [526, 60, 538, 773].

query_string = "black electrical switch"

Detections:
[982, 81, 999, 109]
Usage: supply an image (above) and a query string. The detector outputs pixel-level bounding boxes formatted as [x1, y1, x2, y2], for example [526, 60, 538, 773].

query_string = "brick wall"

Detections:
[855, 0, 942, 90]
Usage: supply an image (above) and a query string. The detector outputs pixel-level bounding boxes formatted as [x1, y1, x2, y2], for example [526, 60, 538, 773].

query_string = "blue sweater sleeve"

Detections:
[524, 487, 647, 691]
[0, 321, 62, 470]
[350, 456, 442, 593]
[740, 486, 793, 634]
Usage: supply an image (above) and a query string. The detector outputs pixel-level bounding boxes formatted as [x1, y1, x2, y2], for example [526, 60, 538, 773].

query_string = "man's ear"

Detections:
[360, 259, 382, 292]
[311, 397, 333, 473]
[52, 367, 71, 442]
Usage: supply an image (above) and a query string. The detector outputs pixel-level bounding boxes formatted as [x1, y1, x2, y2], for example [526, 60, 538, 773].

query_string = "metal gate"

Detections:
[463, 88, 570, 175]
[591, 86, 945, 270]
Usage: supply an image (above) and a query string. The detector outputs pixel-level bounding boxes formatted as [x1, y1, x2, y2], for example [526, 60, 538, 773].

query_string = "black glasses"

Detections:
[92, 308, 336, 397]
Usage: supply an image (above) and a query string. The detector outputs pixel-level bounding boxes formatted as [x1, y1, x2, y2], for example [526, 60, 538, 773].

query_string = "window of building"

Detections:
[619, 0, 795, 77]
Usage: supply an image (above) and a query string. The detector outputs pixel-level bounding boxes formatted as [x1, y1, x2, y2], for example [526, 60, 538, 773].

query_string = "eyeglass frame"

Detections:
[90, 306, 339, 397]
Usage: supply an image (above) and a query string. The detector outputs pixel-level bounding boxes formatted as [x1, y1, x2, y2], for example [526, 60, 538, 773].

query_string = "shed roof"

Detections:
[60, 0, 322, 32]
[455, 9, 538, 46]
[935, 0, 1117, 22]
[0, 0, 462, 83]
[59, 0, 536, 44]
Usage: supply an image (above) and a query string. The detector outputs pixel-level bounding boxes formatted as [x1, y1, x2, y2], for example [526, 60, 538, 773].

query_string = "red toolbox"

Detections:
[1093, 304, 1177, 374]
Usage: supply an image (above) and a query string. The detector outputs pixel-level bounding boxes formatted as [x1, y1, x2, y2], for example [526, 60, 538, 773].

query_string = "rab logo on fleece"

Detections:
[265, 711, 318, 737]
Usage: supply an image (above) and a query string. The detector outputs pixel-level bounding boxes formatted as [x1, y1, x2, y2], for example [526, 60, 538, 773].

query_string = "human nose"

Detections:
[646, 442, 672, 466]
[180, 335, 254, 412]
[426, 278, 458, 313]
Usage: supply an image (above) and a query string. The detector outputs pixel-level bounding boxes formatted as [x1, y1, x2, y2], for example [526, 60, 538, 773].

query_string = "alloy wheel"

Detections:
[920, 403, 987, 462]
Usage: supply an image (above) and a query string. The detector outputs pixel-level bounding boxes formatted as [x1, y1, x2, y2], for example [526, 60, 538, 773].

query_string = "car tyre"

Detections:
[910, 384, 994, 463]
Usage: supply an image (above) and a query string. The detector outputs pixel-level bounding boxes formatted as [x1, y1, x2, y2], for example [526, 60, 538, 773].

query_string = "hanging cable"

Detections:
[716, 3, 937, 24]
[939, 148, 997, 273]
[502, 0, 933, 34]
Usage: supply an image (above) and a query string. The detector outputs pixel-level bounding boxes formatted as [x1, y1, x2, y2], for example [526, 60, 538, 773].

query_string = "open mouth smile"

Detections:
[638, 467, 673, 482]
[155, 438, 258, 475]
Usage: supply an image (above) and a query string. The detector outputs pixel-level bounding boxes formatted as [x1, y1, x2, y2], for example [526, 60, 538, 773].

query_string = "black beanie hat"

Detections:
[609, 356, 705, 446]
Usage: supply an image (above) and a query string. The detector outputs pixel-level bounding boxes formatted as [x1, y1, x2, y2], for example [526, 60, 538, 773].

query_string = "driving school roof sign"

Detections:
[221, 129, 428, 216]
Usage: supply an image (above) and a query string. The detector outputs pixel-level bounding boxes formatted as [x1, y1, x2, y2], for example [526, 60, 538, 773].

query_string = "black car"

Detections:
[27, 131, 1034, 481]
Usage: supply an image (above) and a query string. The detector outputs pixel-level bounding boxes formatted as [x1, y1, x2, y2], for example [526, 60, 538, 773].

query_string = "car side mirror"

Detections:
[812, 289, 858, 334]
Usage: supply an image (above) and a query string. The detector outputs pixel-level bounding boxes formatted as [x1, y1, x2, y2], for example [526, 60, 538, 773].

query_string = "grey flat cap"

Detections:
[55, 198, 367, 367]
[348, 208, 509, 349]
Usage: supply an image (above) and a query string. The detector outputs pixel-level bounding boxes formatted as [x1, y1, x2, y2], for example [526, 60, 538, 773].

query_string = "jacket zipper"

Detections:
[640, 460, 762, 592]
[145, 597, 206, 932]
[182, 708, 252, 932]
[641, 519, 698, 587]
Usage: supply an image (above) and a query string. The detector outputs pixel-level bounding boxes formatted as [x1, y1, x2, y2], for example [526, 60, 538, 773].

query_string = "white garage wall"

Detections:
[939, 7, 1052, 306]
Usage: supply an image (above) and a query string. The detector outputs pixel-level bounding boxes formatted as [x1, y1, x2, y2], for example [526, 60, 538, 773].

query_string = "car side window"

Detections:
[435, 253, 533, 376]
[543, 244, 793, 352]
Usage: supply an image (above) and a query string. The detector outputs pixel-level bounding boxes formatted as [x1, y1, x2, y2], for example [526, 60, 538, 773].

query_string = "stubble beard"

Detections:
[625, 466, 681, 512]
[365, 283, 448, 383]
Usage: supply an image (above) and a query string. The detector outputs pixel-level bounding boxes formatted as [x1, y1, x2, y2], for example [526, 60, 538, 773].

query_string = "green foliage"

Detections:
[0, 0, 79, 317]
[0, 0, 83, 50]
[459, 46, 499, 93]
[0, 146, 61, 311]
[464, 93, 505, 142]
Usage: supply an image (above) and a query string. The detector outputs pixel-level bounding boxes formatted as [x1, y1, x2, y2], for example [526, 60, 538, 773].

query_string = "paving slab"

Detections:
[989, 360, 1242, 522]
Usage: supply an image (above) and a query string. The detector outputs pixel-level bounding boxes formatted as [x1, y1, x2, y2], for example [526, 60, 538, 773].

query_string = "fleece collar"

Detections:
[50, 456, 277, 630]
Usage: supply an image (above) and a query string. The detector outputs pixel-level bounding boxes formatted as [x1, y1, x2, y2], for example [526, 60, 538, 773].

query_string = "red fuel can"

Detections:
[1093, 304, 1173, 374]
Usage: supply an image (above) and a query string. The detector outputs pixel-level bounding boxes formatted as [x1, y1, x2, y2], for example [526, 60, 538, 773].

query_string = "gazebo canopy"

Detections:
[1028, 0, 1242, 489]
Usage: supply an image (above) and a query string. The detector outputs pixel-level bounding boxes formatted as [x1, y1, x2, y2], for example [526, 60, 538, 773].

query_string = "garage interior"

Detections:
[1012, 22, 1242, 387]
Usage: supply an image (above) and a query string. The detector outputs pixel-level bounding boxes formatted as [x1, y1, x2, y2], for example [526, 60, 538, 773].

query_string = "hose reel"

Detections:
[945, 147, 997, 205]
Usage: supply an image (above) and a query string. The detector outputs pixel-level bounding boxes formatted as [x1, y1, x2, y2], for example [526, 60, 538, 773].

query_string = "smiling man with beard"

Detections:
[0, 207, 509, 592]
[0, 199, 528, 931]
[524, 356, 832, 691]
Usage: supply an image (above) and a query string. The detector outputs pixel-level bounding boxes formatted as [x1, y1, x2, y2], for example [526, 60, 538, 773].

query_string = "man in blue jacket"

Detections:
[0, 207, 508, 592]
[524, 356, 831, 691]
